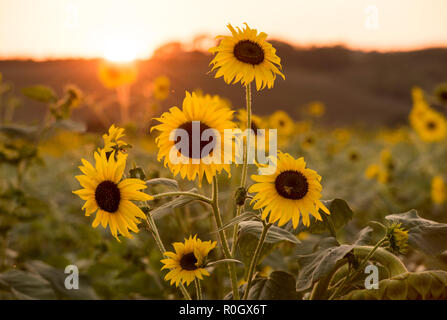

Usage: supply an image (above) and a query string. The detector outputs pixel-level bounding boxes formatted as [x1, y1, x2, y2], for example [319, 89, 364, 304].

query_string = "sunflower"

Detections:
[431, 175, 446, 205]
[412, 109, 447, 142]
[268, 110, 295, 144]
[434, 83, 447, 105]
[209, 23, 284, 91]
[301, 134, 316, 150]
[102, 124, 127, 153]
[151, 91, 236, 186]
[73, 150, 152, 241]
[161, 235, 217, 287]
[98, 61, 137, 89]
[307, 101, 325, 117]
[153, 76, 170, 101]
[248, 152, 329, 228]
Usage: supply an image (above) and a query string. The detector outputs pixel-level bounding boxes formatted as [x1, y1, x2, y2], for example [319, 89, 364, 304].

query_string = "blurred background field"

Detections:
[1, 0, 447, 300]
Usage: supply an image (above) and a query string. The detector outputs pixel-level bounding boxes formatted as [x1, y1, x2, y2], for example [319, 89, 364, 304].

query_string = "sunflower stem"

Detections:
[211, 176, 240, 300]
[145, 212, 192, 300]
[231, 84, 252, 255]
[242, 222, 272, 300]
[151, 191, 212, 204]
[194, 278, 203, 300]
[328, 237, 388, 300]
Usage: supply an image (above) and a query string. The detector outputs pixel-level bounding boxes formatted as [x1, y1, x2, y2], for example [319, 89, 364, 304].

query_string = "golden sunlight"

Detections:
[103, 34, 138, 63]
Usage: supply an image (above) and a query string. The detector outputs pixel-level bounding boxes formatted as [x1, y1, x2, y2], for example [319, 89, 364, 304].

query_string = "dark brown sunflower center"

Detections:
[179, 252, 198, 271]
[95, 180, 121, 213]
[349, 152, 359, 161]
[426, 121, 437, 130]
[233, 40, 264, 65]
[440, 91, 447, 101]
[175, 121, 217, 159]
[278, 120, 285, 127]
[275, 170, 309, 200]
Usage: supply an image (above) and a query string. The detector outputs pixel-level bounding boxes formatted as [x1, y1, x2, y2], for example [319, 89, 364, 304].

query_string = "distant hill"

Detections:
[1, 41, 447, 131]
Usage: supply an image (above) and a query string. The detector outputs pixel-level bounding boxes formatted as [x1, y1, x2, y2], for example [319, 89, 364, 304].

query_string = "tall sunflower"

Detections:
[161, 235, 217, 287]
[248, 152, 329, 228]
[73, 150, 152, 241]
[209, 23, 284, 91]
[151, 91, 236, 186]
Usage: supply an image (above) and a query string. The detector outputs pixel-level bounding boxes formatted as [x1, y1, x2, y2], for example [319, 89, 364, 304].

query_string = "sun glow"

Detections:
[103, 34, 139, 63]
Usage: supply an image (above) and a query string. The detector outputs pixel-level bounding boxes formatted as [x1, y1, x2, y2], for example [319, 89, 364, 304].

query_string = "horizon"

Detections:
[1, 0, 447, 60]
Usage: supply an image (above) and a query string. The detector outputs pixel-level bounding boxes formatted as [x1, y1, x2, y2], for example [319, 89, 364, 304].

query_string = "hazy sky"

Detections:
[1, 0, 447, 59]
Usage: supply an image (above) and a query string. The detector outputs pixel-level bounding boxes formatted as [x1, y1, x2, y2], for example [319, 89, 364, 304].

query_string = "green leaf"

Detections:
[385, 209, 447, 255]
[51, 119, 86, 133]
[239, 221, 300, 245]
[146, 178, 179, 189]
[206, 259, 243, 267]
[25, 260, 98, 300]
[0, 124, 39, 139]
[237, 221, 299, 270]
[0, 270, 57, 300]
[296, 237, 354, 292]
[216, 212, 260, 233]
[151, 188, 198, 219]
[246, 271, 299, 300]
[354, 222, 387, 246]
[287, 198, 353, 235]
[340, 271, 447, 300]
[22, 85, 57, 103]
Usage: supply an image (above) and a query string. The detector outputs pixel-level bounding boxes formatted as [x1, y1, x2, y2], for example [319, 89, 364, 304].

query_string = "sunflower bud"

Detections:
[129, 166, 146, 181]
[387, 223, 409, 255]
[235, 187, 247, 206]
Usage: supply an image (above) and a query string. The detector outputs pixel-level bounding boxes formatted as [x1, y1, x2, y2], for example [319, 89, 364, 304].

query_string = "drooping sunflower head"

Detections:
[209, 23, 284, 90]
[161, 235, 217, 286]
[387, 223, 409, 255]
[73, 149, 152, 241]
[248, 152, 329, 228]
[98, 61, 138, 89]
[151, 91, 236, 186]
[153, 76, 171, 101]
[431, 175, 446, 205]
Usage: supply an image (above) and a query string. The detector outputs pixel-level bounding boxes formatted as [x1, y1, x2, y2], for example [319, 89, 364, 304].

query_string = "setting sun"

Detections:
[103, 34, 138, 63]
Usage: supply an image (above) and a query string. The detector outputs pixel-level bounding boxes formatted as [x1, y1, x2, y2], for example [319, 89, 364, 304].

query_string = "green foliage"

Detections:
[296, 237, 354, 292]
[22, 85, 57, 103]
[340, 271, 447, 300]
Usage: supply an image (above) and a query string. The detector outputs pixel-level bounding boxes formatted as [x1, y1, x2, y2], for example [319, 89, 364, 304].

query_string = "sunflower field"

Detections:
[1, 23, 447, 302]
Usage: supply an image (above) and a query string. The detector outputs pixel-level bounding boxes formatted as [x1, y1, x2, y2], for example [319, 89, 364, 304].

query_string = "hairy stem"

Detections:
[231, 83, 252, 255]
[242, 222, 272, 300]
[211, 176, 240, 300]
[195, 278, 202, 300]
